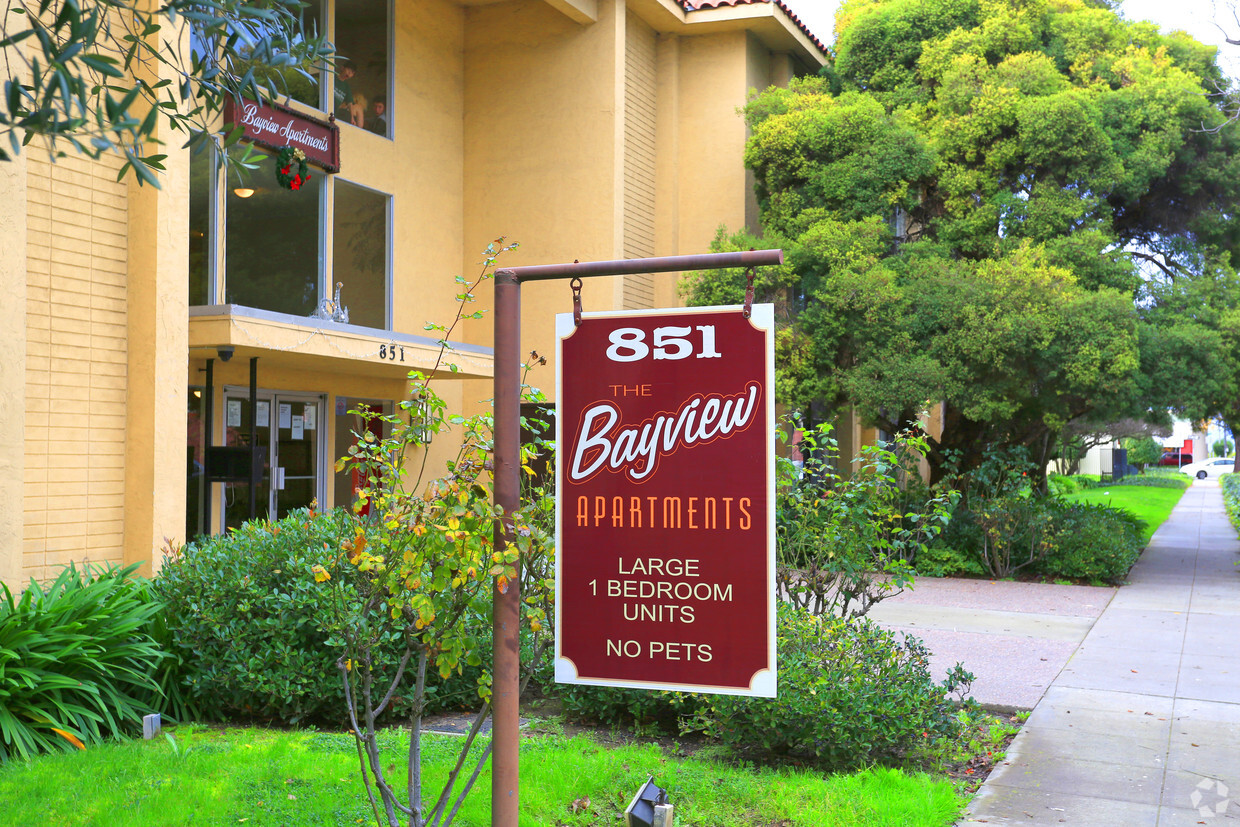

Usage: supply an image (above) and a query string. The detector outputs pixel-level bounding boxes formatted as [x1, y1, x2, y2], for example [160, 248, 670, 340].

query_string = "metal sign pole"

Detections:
[489, 249, 782, 826]
[492, 271, 522, 826]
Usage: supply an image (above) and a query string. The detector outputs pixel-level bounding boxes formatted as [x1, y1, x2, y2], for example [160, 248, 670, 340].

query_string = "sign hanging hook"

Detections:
[571, 276, 584, 327]
[742, 266, 756, 319]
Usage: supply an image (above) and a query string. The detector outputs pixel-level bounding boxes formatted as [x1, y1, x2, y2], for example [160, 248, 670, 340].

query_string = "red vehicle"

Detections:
[1157, 451, 1193, 467]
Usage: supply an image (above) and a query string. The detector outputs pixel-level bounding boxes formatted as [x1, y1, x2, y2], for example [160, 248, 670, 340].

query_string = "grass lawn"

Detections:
[0, 725, 965, 826]
[1060, 484, 1188, 543]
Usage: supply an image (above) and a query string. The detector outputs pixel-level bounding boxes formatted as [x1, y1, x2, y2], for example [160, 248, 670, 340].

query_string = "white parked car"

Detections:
[1180, 457, 1236, 480]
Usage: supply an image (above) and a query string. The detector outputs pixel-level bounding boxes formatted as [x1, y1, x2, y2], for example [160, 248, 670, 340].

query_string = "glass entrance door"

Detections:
[272, 397, 322, 519]
[221, 391, 323, 530]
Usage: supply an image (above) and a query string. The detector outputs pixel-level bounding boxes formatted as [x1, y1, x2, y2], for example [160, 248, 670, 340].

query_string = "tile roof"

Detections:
[682, 0, 829, 53]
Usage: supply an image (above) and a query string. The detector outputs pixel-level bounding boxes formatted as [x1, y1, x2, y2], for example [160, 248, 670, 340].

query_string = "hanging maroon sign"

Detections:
[554, 305, 776, 696]
[224, 97, 340, 173]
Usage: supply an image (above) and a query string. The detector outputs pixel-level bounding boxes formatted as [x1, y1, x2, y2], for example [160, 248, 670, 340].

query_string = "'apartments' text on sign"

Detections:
[554, 305, 776, 697]
[224, 98, 340, 173]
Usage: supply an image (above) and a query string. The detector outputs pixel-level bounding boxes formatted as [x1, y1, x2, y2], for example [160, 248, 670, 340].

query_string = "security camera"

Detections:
[218, 346, 235, 362]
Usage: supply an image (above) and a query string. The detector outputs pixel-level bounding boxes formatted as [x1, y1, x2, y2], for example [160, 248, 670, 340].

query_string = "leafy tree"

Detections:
[0, 0, 333, 184]
[1121, 435, 1163, 469]
[1139, 263, 1240, 473]
[1213, 438, 1234, 458]
[313, 240, 557, 827]
[684, 0, 1240, 482]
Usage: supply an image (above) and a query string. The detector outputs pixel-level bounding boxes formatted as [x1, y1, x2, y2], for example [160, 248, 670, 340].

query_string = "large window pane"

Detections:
[335, 0, 390, 136]
[286, 0, 326, 109]
[333, 181, 388, 328]
[225, 147, 322, 316]
[189, 149, 212, 305]
[193, 0, 325, 110]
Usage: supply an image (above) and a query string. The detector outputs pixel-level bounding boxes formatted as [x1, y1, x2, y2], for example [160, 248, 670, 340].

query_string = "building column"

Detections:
[123, 11, 191, 575]
[0, 152, 28, 592]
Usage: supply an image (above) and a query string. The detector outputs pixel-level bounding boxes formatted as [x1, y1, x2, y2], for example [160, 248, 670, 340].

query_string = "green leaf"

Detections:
[81, 54, 124, 79]
[0, 28, 35, 49]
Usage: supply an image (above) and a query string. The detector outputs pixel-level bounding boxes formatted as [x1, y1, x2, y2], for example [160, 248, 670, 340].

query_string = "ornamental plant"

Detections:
[311, 239, 556, 827]
[685, 603, 973, 769]
[0, 564, 164, 762]
[775, 419, 956, 618]
[941, 447, 1057, 579]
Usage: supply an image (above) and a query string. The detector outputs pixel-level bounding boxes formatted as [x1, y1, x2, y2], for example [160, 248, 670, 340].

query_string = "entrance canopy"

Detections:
[189, 304, 494, 381]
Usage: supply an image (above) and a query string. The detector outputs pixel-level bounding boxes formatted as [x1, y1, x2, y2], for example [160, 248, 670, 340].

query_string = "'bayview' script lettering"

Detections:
[240, 103, 330, 152]
[569, 382, 761, 483]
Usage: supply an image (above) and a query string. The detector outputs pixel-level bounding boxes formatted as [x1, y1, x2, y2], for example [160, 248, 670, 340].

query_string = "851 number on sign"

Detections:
[379, 344, 406, 362]
[606, 325, 721, 362]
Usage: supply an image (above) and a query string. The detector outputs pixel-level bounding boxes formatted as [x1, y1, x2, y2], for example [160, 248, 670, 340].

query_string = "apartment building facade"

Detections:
[0, 0, 825, 590]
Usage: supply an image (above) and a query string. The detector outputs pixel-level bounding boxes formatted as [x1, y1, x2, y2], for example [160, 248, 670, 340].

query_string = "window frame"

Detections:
[189, 0, 395, 321]
[192, 144, 393, 331]
[331, 177, 394, 330]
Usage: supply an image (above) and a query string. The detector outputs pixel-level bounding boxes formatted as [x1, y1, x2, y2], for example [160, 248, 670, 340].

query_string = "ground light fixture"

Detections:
[624, 776, 673, 827]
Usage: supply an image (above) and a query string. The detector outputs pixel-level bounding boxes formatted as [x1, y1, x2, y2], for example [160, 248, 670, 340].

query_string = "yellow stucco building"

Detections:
[0, 0, 825, 591]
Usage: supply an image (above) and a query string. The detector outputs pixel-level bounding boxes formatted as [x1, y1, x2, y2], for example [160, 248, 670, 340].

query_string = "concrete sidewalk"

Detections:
[962, 480, 1240, 825]
[867, 578, 1113, 710]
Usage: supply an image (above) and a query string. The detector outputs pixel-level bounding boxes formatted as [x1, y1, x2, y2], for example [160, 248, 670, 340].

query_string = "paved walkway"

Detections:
[962, 480, 1240, 825]
[868, 578, 1113, 710]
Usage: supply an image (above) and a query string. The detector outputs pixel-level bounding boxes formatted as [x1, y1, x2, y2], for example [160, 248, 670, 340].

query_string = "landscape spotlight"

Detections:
[624, 776, 672, 827]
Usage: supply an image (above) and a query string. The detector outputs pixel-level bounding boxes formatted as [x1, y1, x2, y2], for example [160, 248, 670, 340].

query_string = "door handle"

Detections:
[275, 467, 286, 490]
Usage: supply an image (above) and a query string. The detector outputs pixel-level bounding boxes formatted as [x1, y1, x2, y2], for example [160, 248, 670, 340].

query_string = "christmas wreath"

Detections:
[275, 146, 311, 191]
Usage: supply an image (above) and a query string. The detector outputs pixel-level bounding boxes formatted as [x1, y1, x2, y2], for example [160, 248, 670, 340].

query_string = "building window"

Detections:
[187, 386, 206, 539]
[334, 0, 391, 138]
[333, 398, 392, 513]
[189, 149, 212, 305]
[224, 145, 324, 316]
[189, 143, 391, 329]
[187, 0, 393, 321]
[189, 0, 390, 134]
[291, 0, 327, 110]
[333, 181, 390, 328]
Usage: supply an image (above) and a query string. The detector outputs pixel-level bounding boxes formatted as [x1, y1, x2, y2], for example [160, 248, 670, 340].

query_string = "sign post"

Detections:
[554, 305, 777, 695]
[491, 250, 782, 826]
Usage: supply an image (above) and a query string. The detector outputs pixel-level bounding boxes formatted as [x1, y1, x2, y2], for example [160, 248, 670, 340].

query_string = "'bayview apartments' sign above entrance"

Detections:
[224, 98, 341, 173]
[554, 305, 777, 696]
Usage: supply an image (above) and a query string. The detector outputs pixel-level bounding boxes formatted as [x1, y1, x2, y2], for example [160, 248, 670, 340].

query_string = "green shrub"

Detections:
[555, 684, 701, 731]
[1035, 502, 1145, 584]
[130, 576, 196, 724]
[1108, 473, 1189, 490]
[1047, 474, 1092, 497]
[155, 508, 489, 726]
[0, 564, 164, 762]
[777, 422, 955, 617]
[1121, 436, 1164, 468]
[1222, 475, 1240, 533]
[684, 604, 972, 769]
[913, 544, 985, 577]
[937, 447, 1058, 578]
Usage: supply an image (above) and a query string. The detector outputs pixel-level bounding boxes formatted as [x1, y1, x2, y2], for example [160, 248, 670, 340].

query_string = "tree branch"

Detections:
[1131, 251, 1182, 282]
